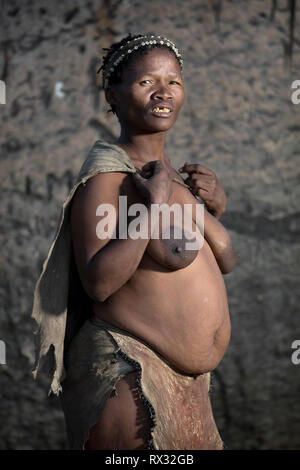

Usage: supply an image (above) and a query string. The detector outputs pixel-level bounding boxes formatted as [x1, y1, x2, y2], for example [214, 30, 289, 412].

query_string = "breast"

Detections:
[124, 174, 203, 271]
[145, 182, 203, 271]
[146, 224, 200, 270]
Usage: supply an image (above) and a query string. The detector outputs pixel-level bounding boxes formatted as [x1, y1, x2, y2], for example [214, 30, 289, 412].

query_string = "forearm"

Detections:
[85, 207, 153, 302]
[203, 208, 237, 274]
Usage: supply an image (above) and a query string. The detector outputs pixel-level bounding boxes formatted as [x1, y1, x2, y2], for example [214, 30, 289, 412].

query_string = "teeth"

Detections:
[153, 107, 171, 113]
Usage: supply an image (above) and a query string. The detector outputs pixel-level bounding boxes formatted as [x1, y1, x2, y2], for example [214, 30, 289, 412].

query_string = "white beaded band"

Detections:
[99, 35, 183, 89]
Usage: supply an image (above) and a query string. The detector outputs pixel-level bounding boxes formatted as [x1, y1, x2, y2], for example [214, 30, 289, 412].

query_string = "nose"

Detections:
[152, 84, 173, 101]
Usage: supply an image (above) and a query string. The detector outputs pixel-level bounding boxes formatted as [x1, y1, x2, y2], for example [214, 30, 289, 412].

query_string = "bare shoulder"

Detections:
[73, 171, 128, 205]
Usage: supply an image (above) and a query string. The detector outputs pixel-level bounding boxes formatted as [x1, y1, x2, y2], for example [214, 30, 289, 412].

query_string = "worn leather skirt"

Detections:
[60, 314, 223, 450]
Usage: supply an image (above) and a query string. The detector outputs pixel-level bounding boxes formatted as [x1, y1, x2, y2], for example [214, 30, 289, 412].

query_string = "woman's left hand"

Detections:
[178, 163, 227, 220]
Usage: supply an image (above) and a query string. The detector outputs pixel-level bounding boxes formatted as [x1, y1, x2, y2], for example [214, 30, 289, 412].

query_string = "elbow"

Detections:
[216, 242, 238, 274]
[84, 279, 112, 303]
[85, 274, 127, 303]
[84, 263, 135, 303]
[219, 258, 237, 274]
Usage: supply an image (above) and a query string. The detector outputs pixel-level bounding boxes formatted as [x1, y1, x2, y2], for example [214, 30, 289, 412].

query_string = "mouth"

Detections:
[151, 104, 173, 118]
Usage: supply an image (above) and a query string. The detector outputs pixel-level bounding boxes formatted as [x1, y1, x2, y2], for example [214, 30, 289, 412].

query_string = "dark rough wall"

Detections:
[0, 0, 299, 450]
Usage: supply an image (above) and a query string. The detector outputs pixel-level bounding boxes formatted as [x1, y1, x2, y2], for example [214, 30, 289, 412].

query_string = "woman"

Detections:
[32, 33, 237, 450]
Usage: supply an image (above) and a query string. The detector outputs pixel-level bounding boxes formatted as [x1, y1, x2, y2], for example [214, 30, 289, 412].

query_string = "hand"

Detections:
[132, 160, 172, 206]
[179, 163, 227, 219]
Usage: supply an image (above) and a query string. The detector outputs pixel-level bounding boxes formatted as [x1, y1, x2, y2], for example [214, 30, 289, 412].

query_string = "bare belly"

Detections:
[92, 238, 230, 375]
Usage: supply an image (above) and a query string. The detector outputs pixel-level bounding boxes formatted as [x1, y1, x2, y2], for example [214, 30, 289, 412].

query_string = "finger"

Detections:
[142, 160, 160, 171]
[185, 175, 215, 191]
[132, 171, 144, 183]
[179, 163, 215, 176]
[198, 188, 213, 202]
[181, 164, 215, 176]
[190, 186, 209, 199]
[132, 171, 150, 184]
[199, 187, 211, 196]
[153, 160, 165, 175]
[195, 180, 212, 192]
[141, 161, 162, 178]
[185, 174, 215, 185]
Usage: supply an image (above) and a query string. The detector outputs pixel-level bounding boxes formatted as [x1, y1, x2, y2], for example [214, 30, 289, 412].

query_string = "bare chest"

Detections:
[121, 173, 203, 271]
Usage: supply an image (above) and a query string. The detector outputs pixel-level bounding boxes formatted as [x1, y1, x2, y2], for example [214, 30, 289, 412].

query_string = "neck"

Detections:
[114, 129, 169, 168]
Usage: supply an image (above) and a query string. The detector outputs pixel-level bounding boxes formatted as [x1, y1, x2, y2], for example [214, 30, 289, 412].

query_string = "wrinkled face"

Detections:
[106, 47, 185, 133]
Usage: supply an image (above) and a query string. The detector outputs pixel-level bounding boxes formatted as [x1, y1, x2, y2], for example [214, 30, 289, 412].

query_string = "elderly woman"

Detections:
[32, 33, 237, 451]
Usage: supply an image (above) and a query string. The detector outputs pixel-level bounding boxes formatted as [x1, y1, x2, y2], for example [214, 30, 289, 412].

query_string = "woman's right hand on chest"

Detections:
[131, 160, 173, 206]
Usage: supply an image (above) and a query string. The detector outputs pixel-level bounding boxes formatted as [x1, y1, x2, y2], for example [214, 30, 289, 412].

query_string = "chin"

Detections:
[148, 120, 176, 132]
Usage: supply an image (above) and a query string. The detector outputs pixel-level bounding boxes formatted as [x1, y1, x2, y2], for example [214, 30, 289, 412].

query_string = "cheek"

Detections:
[177, 89, 185, 107]
[127, 97, 149, 119]
[123, 89, 145, 107]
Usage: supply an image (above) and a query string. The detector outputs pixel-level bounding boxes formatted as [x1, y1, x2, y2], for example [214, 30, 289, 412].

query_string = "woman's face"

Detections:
[107, 47, 185, 134]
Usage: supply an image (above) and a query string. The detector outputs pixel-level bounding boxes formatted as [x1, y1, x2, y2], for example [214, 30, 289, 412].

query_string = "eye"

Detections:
[140, 79, 152, 85]
[169, 80, 181, 85]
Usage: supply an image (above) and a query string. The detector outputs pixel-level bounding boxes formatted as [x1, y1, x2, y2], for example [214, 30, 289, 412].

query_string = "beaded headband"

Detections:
[98, 34, 184, 90]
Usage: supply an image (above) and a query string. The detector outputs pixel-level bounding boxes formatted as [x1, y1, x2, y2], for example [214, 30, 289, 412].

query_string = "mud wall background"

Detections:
[0, 0, 299, 450]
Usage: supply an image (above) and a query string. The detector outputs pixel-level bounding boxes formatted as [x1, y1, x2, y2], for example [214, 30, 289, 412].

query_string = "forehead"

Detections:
[125, 47, 182, 76]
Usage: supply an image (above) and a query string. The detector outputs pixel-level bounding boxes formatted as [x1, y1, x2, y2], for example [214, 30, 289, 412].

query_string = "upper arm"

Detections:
[70, 171, 127, 290]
